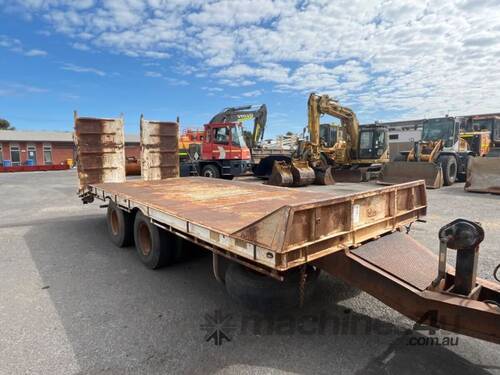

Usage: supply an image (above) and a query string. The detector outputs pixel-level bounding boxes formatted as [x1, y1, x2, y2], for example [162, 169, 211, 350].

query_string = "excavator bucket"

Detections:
[379, 161, 443, 189]
[314, 166, 335, 185]
[268, 160, 294, 187]
[290, 160, 316, 186]
[465, 157, 500, 194]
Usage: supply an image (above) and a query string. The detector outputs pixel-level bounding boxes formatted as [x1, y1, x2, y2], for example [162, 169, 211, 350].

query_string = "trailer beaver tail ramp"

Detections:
[74, 114, 500, 344]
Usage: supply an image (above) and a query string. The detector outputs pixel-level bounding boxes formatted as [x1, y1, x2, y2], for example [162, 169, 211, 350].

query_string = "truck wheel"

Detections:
[201, 164, 221, 178]
[439, 156, 457, 186]
[106, 201, 133, 247]
[133, 211, 173, 269]
[225, 263, 320, 312]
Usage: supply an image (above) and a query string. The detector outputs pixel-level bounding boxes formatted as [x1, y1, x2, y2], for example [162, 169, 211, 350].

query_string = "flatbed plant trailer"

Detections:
[74, 114, 500, 344]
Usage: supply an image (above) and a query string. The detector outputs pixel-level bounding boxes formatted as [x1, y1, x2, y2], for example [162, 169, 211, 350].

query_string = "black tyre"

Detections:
[133, 211, 173, 269]
[439, 155, 457, 186]
[225, 263, 320, 312]
[106, 201, 133, 247]
[201, 164, 221, 178]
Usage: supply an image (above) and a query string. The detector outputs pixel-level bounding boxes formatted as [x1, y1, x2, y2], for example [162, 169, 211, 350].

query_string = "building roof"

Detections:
[364, 111, 500, 129]
[0, 130, 140, 143]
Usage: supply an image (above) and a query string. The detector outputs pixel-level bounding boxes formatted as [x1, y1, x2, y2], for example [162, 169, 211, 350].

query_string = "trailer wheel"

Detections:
[133, 211, 173, 269]
[439, 155, 457, 186]
[201, 164, 221, 178]
[106, 201, 133, 247]
[225, 263, 320, 311]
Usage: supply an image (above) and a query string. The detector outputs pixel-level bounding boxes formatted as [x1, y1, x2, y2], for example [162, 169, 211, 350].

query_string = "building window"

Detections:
[43, 143, 52, 165]
[27, 144, 37, 165]
[10, 143, 21, 166]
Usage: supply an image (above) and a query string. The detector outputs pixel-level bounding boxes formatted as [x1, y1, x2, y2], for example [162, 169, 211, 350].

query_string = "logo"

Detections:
[367, 207, 377, 217]
[200, 310, 236, 346]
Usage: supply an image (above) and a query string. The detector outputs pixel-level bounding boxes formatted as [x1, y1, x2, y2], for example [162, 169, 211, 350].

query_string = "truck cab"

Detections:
[202, 122, 251, 161]
[181, 122, 251, 178]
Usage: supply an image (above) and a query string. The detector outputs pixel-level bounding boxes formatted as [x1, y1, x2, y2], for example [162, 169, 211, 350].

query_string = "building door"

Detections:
[10, 144, 20, 166]
[43, 143, 52, 165]
[27, 144, 37, 165]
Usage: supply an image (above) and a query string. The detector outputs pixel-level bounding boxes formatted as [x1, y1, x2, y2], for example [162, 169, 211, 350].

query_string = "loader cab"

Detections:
[202, 122, 251, 161]
[471, 116, 500, 145]
[357, 125, 388, 160]
[422, 117, 459, 149]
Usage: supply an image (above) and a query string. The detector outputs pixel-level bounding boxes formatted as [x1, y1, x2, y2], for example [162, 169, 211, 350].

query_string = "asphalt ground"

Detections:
[0, 170, 499, 374]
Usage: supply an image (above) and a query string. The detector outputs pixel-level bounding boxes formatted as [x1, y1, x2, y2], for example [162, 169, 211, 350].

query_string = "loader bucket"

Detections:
[379, 161, 443, 189]
[290, 160, 316, 186]
[314, 166, 335, 185]
[333, 168, 366, 183]
[267, 160, 294, 187]
[465, 157, 500, 194]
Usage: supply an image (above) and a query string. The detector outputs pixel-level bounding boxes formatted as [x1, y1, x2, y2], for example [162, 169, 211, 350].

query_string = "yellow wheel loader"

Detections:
[464, 115, 500, 194]
[268, 93, 389, 187]
[380, 116, 474, 189]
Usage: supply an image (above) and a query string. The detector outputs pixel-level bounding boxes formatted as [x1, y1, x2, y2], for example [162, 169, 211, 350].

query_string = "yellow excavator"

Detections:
[268, 93, 389, 187]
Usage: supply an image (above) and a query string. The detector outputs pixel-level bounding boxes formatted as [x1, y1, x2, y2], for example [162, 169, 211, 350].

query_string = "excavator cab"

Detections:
[319, 123, 338, 148]
[357, 125, 388, 160]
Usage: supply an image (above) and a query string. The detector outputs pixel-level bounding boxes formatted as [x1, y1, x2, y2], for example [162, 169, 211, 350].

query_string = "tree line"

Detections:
[0, 118, 15, 130]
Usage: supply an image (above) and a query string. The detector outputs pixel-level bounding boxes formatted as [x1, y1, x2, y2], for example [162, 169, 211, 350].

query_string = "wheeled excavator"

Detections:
[268, 93, 389, 187]
[208, 104, 295, 177]
[209, 104, 268, 150]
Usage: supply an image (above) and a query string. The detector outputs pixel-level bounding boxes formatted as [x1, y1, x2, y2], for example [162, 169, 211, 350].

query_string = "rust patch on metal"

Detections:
[74, 113, 125, 193]
[140, 116, 179, 181]
[351, 232, 437, 290]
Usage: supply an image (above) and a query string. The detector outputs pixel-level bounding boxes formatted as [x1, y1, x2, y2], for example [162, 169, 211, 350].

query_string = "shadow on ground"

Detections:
[24, 215, 493, 375]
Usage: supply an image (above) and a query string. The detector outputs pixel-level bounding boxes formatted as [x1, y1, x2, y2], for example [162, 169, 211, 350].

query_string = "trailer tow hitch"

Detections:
[433, 219, 484, 296]
[314, 218, 500, 343]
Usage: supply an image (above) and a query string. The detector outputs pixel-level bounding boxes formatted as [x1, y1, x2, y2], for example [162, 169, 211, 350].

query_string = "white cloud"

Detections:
[0, 34, 47, 56]
[144, 71, 162, 78]
[4, 0, 500, 119]
[61, 63, 106, 76]
[72, 42, 90, 51]
[24, 48, 47, 56]
[0, 82, 48, 96]
[242, 89, 262, 97]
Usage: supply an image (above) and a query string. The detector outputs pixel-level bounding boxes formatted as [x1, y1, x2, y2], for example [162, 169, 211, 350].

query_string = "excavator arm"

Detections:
[308, 93, 360, 160]
[209, 104, 267, 148]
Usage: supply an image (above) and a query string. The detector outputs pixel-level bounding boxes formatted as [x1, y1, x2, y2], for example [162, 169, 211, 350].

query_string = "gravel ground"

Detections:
[0, 170, 499, 375]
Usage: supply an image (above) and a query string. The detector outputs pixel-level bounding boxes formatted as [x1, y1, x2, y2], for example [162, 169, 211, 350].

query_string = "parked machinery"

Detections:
[380, 116, 474, 188]
[268, 93, 389, 187]
[464, 115, 500, 194]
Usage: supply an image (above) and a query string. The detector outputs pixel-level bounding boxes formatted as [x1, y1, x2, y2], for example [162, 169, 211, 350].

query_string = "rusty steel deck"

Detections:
[90, 177, 427, 271]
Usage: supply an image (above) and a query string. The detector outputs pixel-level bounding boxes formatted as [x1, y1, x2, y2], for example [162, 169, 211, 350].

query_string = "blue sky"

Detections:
[1, 0, 499, 138]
